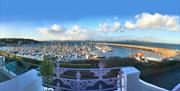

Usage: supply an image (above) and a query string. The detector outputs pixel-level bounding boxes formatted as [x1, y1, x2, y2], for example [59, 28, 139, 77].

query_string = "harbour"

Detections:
[0, 41, 170, 62]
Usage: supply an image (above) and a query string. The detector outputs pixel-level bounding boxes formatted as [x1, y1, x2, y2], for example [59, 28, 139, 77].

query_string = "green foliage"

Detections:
[61, 63, 92, 68]
[0, 38, 39, 45]
[39, 59, 54, 84]
[39, 59, 54, 76]
[104, 57, 180, 76]
[0, 51, 41, 65]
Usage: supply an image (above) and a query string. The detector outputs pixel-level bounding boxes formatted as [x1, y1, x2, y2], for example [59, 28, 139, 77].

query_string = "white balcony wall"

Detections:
[0, 69, 43, 91]
[122, 67, 169, 91]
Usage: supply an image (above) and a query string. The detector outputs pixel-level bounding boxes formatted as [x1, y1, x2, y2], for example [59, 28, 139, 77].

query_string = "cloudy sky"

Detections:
[0, 0, 180, 44]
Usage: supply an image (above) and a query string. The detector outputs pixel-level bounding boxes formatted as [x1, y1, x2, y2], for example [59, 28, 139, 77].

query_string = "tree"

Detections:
[39, 58, 54, 85]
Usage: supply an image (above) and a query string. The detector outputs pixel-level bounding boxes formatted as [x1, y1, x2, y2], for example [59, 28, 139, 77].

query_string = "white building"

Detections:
[0, 56, 43, 91]
[0, 56, 5, 69]
[0, 69, 43, 91]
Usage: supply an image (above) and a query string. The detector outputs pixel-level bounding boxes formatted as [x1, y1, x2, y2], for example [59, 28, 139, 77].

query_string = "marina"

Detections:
[0, 41, 166, 62]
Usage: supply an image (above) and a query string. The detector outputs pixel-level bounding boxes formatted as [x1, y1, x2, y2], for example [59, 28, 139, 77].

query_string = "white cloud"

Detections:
[37, 28, 49, 34]
[124, 13, 180, 31]
[124, 21, 136, 30]
[37, 22, 121, 40]
[37, 13, 179, 41]
[38, 24, 96, 40]
[37, 24, 64, 35]
[51, 24, 64, 32]
[97, 22, 121, 32]
[111, 22, 121, 32]
[97, 22, 109, 32]
[70, 25, 85, 34]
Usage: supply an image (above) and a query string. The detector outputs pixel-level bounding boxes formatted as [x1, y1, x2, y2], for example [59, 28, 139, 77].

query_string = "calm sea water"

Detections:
[101, 46, 162, 58]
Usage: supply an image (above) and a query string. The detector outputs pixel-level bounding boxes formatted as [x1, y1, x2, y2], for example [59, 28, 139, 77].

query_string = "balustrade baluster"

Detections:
[99, 84, 102, 91]
[119, 69, 123, 91]
[76, 70, 81, 91]
[99, 62, 104, 80]
[55, 82, 60, 91]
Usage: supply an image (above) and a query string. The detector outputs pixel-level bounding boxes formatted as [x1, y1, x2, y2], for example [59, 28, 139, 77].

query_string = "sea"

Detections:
[101, 46, 162, 58]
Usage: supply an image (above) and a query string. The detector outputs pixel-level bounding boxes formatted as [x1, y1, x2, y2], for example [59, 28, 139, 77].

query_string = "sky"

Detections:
[0, 0, 180, 44]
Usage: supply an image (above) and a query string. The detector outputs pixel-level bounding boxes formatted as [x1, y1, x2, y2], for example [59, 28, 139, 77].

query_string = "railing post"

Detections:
[99, 62, 104, 80]
[121, 67, 140, 91]
[55, 61, 61, 91]
[119, 69, 125, 91]
[55, 62, 60, 79]
[76, 70, 81, 91]
[55, 82, 60, 91]
[99, 84, 102, 91]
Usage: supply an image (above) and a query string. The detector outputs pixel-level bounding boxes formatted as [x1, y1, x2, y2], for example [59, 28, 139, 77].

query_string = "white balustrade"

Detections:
[48, 62, 124, 91]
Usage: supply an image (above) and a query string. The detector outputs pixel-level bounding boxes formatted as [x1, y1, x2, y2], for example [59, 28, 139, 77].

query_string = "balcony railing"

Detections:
[43, 62, 126, 91]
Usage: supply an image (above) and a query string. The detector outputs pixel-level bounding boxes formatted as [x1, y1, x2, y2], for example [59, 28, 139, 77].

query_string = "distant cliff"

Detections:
[0, 38, 39, 46]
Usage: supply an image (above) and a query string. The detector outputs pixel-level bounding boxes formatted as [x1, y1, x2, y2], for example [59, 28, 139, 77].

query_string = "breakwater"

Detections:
[100, 43, 179, 58]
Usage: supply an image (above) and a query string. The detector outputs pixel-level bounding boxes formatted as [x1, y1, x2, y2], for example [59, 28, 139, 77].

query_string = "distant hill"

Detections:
[0, 38, 39, 46]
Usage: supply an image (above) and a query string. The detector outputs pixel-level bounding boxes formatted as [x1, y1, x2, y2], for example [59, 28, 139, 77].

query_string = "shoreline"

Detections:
[98, 43, 179, 58]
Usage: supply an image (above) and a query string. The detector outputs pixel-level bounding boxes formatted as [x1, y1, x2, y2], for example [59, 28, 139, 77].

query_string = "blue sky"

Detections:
[0, 0, 180, 44]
